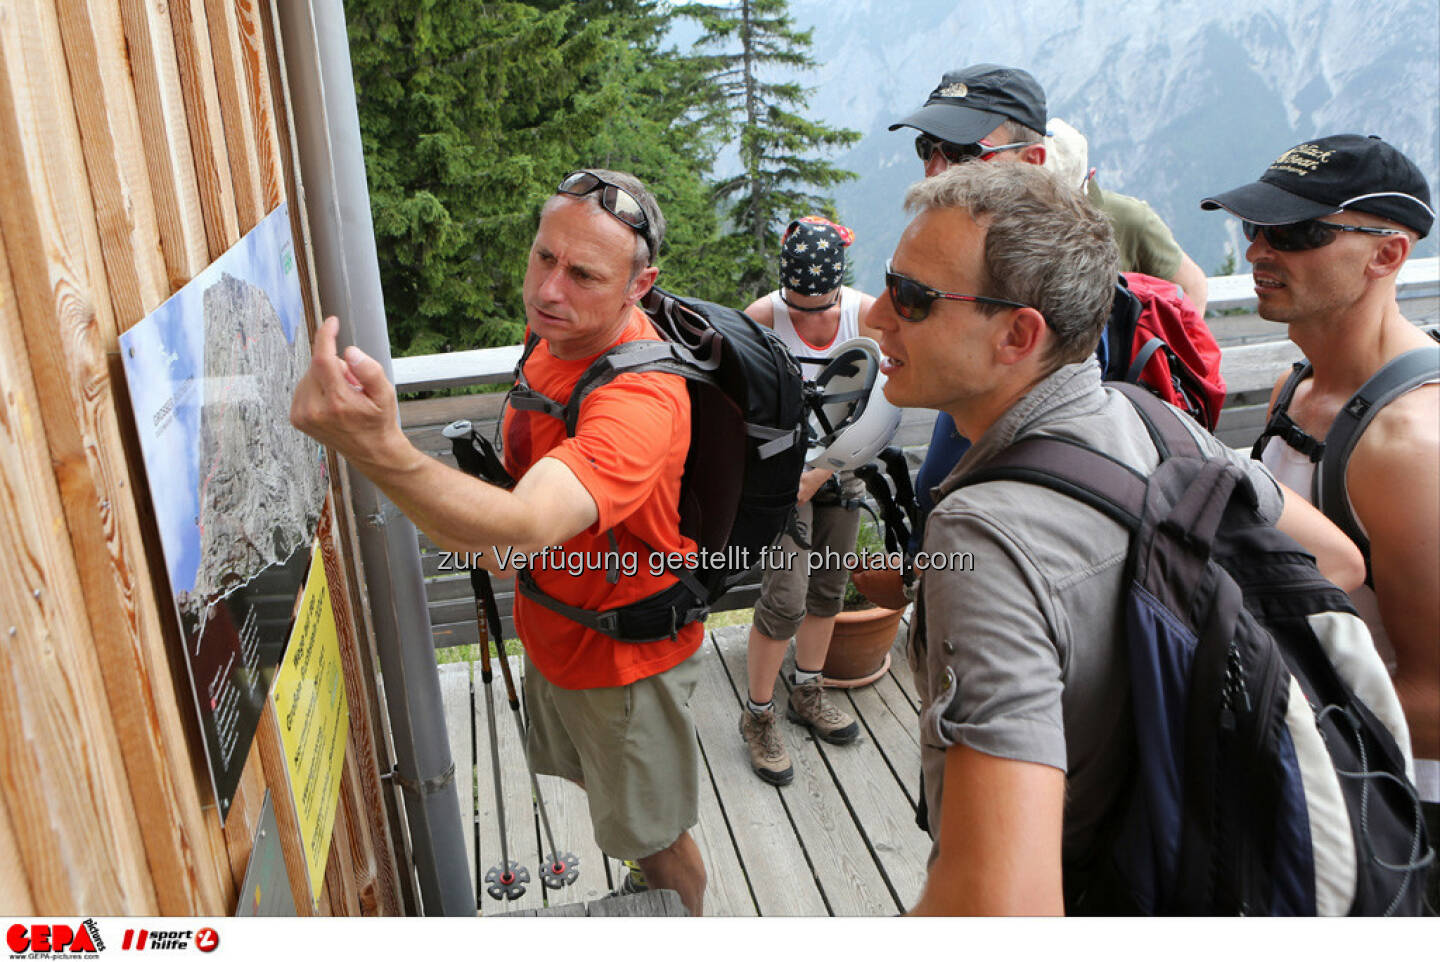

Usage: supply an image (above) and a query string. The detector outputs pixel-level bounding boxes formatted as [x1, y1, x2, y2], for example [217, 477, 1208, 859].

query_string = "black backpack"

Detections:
[1251, 334, 1440, 577]
[961, 383, 1431, 915]
[448, 285, 807, 642]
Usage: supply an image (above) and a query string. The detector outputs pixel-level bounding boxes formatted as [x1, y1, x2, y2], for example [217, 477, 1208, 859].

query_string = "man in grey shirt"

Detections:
[865, 162, 1364, 914]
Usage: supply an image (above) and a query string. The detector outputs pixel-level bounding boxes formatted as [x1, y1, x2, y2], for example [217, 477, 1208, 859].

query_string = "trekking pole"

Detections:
[490, 629, 578, 890]
[475, 591, 529, 902]
[441, 422, 528, 901]
[443, 421, 578, 892]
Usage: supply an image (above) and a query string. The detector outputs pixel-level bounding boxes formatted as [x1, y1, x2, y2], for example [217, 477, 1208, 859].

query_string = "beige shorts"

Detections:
[523, 654, 701, 860]
[752, 486, 863, 640]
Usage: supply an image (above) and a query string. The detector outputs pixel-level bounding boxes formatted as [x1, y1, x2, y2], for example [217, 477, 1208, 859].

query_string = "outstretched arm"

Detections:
[290, 318, 598, 568]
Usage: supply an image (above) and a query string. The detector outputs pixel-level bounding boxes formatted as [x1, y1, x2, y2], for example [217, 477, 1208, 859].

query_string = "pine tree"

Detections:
[678, 0, 860, 302]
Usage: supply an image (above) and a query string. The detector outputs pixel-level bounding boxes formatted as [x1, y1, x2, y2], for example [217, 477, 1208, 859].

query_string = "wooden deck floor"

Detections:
[438, 623, 930, 916]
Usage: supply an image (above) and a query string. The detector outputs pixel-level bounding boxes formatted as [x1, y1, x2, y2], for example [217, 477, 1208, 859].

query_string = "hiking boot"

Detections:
[616, 858, 645, 892]
[787, 678, 860, 745]
[739, 706, 794, 785]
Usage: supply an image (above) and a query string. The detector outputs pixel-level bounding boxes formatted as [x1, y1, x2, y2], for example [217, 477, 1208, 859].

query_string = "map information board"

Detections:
[119, 204, 325, 821]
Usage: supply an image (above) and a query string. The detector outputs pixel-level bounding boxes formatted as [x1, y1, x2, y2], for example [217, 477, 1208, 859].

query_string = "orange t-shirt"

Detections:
[502, 308, 702, 689]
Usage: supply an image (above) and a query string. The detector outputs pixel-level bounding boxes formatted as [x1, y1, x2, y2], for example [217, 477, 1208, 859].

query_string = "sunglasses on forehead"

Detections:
[884, 262, 1031, 322]
[1242, 219, 1405, 252]
[913, 133, 1030, 166]
[557, 170, 651, 244]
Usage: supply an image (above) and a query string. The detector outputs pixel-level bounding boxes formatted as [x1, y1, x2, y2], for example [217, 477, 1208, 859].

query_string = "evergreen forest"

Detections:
[347, 0, 858, 357]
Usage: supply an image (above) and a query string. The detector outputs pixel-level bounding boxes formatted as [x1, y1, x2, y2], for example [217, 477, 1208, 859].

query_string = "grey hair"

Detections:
[903, 162, 1118, 368]
[558, 168, 666, 271]
[999, 118, 1044, 145]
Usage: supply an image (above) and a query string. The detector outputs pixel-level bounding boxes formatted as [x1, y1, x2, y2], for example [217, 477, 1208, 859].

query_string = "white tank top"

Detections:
[1260, 436, 1396, 671]
[768, 286, 862, 381]
[1262, 378, 1439, 799]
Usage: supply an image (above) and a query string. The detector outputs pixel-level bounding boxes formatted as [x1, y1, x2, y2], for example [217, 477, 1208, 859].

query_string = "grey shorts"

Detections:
[752, 480, 863, 639]
[523, 654, 701, 860]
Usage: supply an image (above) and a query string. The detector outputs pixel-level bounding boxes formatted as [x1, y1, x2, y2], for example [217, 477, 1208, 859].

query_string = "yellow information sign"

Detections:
[272, 538, 349, 899]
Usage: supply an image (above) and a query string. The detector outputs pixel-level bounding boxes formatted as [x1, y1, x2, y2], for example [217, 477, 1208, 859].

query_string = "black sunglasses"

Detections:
[913, 133, 1030, 166]
[884, 262, 1030, 321]
[557, 171, 652, 253]
[1242, 219, 1404, 252]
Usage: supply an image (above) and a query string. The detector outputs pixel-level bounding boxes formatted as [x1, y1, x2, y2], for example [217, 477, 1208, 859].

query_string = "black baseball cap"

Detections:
[1201, 134, 1434, 238]
[888, 64, 1047, 145]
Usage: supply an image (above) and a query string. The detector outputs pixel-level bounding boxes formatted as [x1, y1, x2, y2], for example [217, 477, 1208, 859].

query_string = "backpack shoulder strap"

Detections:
[1105, 380, 1205, 461]
[1249, 361, 1324, 463]
[1102, 278, 1141, 380]
[562, 339, 695, 435]
[959, 435, 1147, 532]
[505, 332, 570, 423]
[1316, 339, 1440, 556]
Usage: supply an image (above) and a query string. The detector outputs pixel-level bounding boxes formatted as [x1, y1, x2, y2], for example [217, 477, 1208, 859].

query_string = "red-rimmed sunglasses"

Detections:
[913, 134, 1030, 166]
[1242, 219, 1404, 252]
[884, 262, 1030, 321]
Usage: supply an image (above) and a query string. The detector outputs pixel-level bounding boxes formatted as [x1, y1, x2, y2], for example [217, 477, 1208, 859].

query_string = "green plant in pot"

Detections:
[824, 516, 908, 687]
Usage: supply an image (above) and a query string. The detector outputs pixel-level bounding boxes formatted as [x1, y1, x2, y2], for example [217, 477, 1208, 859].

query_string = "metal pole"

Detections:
[275, 0, 474, 915]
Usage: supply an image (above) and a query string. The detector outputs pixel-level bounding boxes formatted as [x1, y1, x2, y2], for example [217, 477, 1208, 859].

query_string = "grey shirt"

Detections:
[909, 359, 1283, 865]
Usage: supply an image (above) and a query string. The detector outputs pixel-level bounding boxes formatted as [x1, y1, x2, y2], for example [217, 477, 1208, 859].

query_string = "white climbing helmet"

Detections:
[805, 337, 902, 472]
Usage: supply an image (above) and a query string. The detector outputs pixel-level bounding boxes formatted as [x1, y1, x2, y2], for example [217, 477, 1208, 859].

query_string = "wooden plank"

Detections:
[117, 0, 210, 291]
[473, 655, 543, 915]
[337, 738, 380, 914]
[233, 0, 285, 212]
[169, 0, 240, 256]
[202, 0, 263, 231]
[400, 392, 508, 431]
[254, 701, 317, 915]
[318, 493, 402, 914]
[531, 774, 612, 909]
[713, 627, 893, 916]
[393, 345, 525, 393]
[437, 662, 477, 889]
[885, 627, 919, 711]
[321, 758, 362, 916]
[802, 686, 930, 912]
[688, 632, 827, 915]
[258, 0, 321, 343]
[586, 888, 688, 917]
[53, 0, 168, 324]
[0, 2, 194, 916]
[689, 695, 758, 917]
[0, 789, 34, 914]
[1216, 403, 1270, 451]
[0, 238, 146, 914]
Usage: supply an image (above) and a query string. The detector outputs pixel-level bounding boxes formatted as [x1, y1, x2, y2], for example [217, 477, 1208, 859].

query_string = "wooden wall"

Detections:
[0, 0, 400, 916]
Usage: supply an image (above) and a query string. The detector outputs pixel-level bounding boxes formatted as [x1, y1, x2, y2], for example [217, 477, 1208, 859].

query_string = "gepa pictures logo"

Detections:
[6, 920, 104, 957]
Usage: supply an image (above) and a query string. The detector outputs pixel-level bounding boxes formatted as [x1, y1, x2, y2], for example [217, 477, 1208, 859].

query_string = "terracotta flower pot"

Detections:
[823, 602, 906, 688]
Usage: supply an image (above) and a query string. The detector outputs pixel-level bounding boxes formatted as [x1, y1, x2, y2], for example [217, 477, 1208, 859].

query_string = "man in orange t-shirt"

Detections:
[291, 169, 706, 915]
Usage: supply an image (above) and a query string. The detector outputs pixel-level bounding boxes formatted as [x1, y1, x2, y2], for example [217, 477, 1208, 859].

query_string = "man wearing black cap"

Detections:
[1203, 134, 1439, 911]
[893, 64, 1211, 545]
[889, 63, 1209, 310]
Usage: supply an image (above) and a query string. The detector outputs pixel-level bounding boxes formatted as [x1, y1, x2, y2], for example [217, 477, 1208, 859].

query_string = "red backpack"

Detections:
[1104, 272, 1226, 430]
